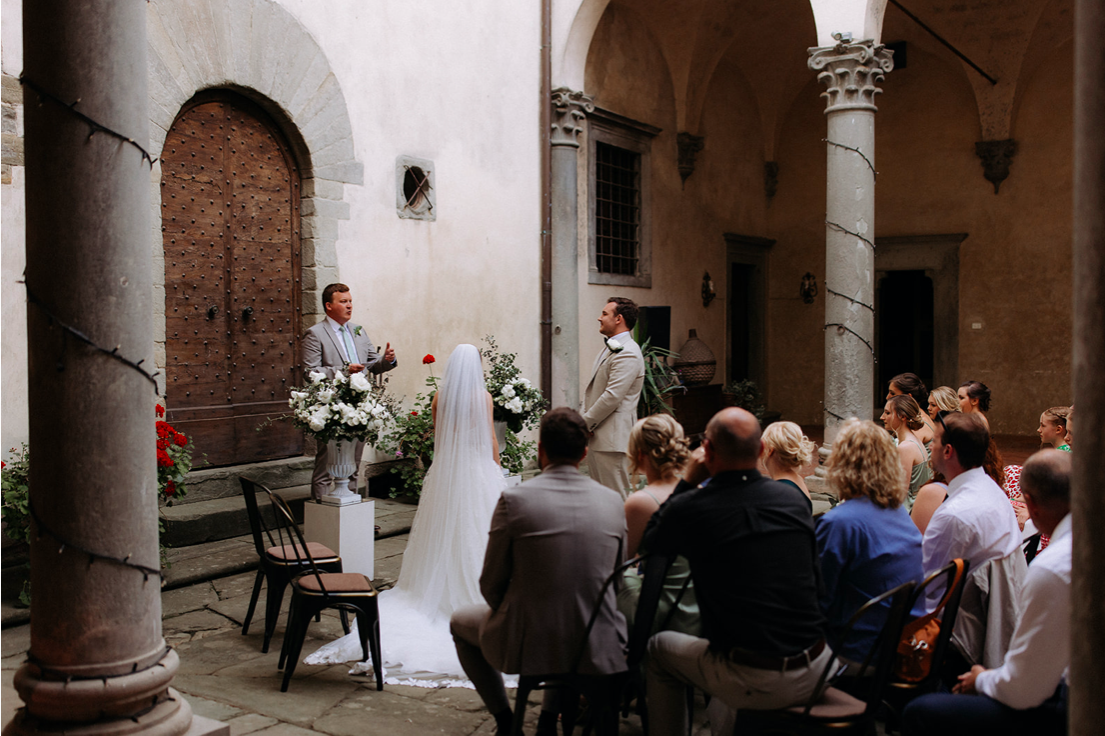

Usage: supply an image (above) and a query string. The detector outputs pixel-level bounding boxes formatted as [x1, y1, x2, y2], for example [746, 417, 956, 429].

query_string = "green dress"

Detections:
[905, 436, 933, 511]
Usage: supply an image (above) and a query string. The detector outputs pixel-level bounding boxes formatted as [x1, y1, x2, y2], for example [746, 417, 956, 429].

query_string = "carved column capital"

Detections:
[550, 87, 594, 148]
[808, 41, 894, 114]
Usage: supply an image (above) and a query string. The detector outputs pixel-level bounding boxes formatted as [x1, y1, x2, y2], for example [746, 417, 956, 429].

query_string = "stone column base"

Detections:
[2, 689, 223, 736]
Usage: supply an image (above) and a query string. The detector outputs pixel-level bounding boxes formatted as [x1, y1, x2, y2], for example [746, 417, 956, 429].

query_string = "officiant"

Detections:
[302, 282, 397, 500]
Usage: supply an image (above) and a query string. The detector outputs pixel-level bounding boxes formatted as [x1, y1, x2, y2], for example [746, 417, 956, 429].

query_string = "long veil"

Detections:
[304, 344, 508, 686]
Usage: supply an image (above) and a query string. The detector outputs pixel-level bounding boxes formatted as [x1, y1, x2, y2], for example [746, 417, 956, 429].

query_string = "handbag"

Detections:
[894, 558, 966, 683]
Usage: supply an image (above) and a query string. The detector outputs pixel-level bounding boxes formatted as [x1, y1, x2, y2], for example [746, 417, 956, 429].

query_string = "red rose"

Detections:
[155, 404, 165, 417]
[411, 411, 418, 416]
[156, 421, 172, 439]
[164, 480, 177, 496]
[157, 449, 174, 468]
[175, 433, 188, 447]
[422, 354, 435, 365]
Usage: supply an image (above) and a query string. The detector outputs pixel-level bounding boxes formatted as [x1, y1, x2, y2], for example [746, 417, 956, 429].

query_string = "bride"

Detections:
[305, 343, 509, 685]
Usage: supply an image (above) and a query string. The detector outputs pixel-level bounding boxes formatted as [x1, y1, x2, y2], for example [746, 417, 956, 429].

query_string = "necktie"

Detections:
[342, 325, 357, 363]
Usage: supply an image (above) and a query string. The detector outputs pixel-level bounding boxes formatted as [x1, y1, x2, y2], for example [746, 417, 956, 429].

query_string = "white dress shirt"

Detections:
[922, 466, 1021, 606]
[975, 514, 1071, 708]
[324, 315, 356, 363]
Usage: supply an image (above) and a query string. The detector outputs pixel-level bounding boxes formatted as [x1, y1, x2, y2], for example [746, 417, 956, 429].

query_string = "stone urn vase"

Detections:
[324, 438, 361, 504]
[673, 329, 716, 386]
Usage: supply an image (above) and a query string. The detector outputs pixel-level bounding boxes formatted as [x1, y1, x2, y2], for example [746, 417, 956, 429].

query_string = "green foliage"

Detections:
[722, 379, 766, 419]
[481, 336, 547, 433]
[377, 375, 437, 497]
[1, 444, 31, 546]
[500, 429, 536, 477]
[637, 339, 684, 419]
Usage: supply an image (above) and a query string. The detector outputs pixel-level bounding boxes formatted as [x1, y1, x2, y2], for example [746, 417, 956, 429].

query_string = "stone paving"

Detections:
[0, 498, 713, 735]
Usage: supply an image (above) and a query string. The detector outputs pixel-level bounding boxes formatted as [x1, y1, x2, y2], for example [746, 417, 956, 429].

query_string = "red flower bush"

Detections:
[155, 404, 165, 417]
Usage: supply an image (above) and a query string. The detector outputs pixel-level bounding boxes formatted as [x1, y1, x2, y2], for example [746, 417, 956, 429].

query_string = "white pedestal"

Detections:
[304, 499, 375, 579]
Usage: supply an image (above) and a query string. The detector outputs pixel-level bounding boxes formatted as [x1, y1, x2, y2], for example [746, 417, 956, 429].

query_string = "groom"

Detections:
[302, 283, 397, 500]
[583, 296, 645, 497]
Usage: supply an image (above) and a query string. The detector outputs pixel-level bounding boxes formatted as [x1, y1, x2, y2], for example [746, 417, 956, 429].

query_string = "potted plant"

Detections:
[637, 339, 684, 419]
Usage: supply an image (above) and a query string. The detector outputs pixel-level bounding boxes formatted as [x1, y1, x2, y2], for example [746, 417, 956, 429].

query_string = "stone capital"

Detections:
[808, 41, 894, 114]
[550, 87, 594, 148]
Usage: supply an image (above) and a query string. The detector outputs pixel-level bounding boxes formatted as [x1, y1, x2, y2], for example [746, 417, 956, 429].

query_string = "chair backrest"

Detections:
[802, 581, 915, 717]
[265, 488, 328, 591]
[902, 558, 970, 688]
[568, 543, 631, 676]
[240, 476, 279, 557]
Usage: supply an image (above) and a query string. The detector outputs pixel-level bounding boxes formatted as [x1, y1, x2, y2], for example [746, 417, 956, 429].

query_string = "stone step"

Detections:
[178, 455, 315, 504]
[160, 484, 314, 547]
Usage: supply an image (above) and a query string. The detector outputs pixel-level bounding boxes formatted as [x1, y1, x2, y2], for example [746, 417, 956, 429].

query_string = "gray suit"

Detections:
[582, 336, 645, 497]
[450, 464, 628, 714]
[302, 318, 396, 498]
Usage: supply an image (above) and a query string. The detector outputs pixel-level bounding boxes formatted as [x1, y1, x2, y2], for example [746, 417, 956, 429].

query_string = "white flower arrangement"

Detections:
[482, 337, 547, 433]
[288, 369, 395, 444]
[605, 337, 624, 353]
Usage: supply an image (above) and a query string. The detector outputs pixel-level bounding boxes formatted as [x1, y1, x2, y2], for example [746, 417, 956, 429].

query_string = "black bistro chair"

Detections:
[738, 580, 916, 735]
[239, 476, 345, 653]
[268, 490, 383, 693]
[511, 551, 633, 736]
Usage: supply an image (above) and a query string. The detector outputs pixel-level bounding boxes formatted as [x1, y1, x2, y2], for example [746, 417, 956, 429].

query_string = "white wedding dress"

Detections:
[304, 344, 509, 687]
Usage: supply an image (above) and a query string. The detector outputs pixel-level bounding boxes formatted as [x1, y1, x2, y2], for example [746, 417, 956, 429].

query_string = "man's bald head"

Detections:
[1020, 449, 1071, 537]
[704, 407, 763, 472]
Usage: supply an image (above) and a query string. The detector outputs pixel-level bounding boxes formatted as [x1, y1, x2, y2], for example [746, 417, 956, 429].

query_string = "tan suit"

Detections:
[302, 318, 396, 498]
[582, 336, 645, 497]
[450, 464, 628, 714]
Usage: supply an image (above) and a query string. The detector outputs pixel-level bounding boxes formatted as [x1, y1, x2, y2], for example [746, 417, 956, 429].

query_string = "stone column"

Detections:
[549, 87, 593, 410]
[6, 2, 200, 735]
[1071, 0, 1105, 731]
[808, 41, 893, 461]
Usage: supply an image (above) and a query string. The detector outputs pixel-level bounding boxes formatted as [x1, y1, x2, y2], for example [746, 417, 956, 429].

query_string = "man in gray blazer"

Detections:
[450, 408, 627, 735]
[583, 296, 645, 497]
[302, 283, 397, 499]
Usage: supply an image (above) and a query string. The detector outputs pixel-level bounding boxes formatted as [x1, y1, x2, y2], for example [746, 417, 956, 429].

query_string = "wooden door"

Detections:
[161, 93, 303, 467]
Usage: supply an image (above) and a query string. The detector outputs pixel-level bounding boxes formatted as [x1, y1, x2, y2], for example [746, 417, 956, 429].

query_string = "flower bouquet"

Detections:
[481, 336, 547, 433]
[288, 369, 395, 446]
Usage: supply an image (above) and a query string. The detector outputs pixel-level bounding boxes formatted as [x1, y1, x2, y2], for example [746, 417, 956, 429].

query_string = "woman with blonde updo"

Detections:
[927, 386, 959, 419]
[881, 394, 933, 509]
[818, 419, 923, 668]
[761, 421, 816, 509]
[617, 414, 700, 637]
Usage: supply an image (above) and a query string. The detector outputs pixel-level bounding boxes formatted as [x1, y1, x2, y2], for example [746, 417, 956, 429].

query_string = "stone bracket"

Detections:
[676, 132, 704, 184]
[974, 139, 1017, 194]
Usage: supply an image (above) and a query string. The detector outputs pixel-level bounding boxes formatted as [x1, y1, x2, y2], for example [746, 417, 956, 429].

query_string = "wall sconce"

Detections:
[800, 272, 818, 304]
[702, 271, 716, 307]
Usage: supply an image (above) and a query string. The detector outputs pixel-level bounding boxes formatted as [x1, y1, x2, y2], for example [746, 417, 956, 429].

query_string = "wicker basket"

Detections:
[673, 329, 716, 386]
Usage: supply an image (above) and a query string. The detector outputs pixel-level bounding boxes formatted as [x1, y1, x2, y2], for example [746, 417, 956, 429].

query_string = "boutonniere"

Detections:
[353, 326, 363, 337]
[605, 337, 624, 354]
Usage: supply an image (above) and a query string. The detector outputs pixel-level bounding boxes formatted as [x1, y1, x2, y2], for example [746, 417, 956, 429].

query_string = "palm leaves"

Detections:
[637, 339, 684, 418]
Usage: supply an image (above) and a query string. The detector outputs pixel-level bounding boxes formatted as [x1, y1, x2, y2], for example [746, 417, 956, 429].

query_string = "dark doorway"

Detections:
[729, 263, 754, 382]
[877, 270, 935, 404]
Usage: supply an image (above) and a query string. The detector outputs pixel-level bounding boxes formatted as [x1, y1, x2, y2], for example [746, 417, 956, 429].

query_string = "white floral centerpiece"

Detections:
[481, 336, 547, 434]
[289, 369, 395, 445]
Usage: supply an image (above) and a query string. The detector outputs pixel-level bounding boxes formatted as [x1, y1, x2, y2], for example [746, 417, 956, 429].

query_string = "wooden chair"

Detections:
[267, 490, 383, 693]
[737, 580, 916, 735]
[239, 476, 344, 653]
[882, 559, 970, 732]
[511, 551, 632, 736]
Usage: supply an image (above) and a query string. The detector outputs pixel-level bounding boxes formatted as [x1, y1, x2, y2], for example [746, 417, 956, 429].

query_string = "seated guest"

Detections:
[887, 372, 935, 445]
[761, 421, 816, 509]
[924, 412, 1021, 607]
[618, 415, 700, 637]
[927, 386, 960, 419]
[1037, 406, 1071, 452]
[903, 450, 1072, 736]
[958, 380, 992, 429]
[450, 408, 627, 735]
[881, 394, 933, 509]
[819, 419, 924, 669]
[641, 408, 831, 736]
[910, 472, 949, 536]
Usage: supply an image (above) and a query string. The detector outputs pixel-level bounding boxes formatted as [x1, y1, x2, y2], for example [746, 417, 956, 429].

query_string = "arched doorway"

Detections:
[161, 91, 303, 467]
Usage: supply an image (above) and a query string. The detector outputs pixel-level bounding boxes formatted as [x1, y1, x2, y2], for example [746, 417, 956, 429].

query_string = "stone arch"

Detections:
[146, 0, 361, 379]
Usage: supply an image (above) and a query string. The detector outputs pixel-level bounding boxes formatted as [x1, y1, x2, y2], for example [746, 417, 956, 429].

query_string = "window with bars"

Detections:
[588, 108, 658, 288]
[595, 142, 641, 276]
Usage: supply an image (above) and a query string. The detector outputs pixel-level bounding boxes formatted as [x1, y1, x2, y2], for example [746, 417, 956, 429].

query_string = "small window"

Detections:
[396, 155, 435, 221]
[588, 108, 659, 287]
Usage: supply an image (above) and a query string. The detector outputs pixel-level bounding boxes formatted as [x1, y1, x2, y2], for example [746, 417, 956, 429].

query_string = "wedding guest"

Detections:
[928, 386, 960, 420]
[958, 380, 991, 429]
[1064, 405, 1074, 447]
[923, 412, 1020, 606]
[881, 395, 932, 509]
[761, 421, 816, 509]
[819, 419, 923, 670]
[450, 408, 627, 736]
[910, 473, 949, 536]
[618, 414, 699, 638]
[903, 450, 1072, 736]
[641, 408, 830, 736]
[1036, 406, 1070, 451]
[888, 373, 935, 444]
